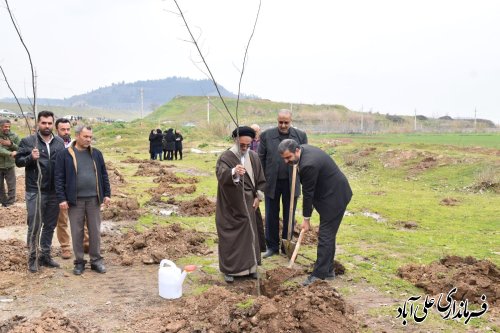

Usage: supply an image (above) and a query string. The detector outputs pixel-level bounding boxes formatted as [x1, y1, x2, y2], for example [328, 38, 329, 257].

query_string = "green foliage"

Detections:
[236, 298, 255, 309]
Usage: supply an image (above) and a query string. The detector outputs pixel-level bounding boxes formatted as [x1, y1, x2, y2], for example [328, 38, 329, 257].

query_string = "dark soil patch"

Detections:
[369, 191, 386, 196]
[176, 195, 216, 217]
[106, 161, 126, 187]
[147, 184, 197, 197]
[122, 156, 150, 163]
[102, 197, 142, 221]
[440, 197, 460, 206]
[381, 149, 421, 168]
[292, 224, 318, 245]
[128, 281, 358, 333]
[102, 223, 212, 266]
[133, 163, 175, 177]
[260, 267, 303, 297]
[398, 255, 499, 305]
[0, 239, 27, 272]
[152, 171, 198, 184]
[1, 308, 101, 333]
[0, 205, 26, 227]
[396, 220, 419, 229]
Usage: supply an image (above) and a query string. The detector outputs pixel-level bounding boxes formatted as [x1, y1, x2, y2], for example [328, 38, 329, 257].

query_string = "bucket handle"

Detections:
[159, 259, 177, 268]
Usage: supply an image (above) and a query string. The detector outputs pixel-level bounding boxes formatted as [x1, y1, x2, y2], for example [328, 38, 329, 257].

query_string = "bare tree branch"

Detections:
[235, 0, 261, 124]
[4, 0, 36, 115]
[172, 0, 238, 127]
[0, 65, 32, 132]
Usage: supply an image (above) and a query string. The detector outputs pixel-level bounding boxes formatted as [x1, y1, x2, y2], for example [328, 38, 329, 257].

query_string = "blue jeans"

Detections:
[26, 191, 60, 256]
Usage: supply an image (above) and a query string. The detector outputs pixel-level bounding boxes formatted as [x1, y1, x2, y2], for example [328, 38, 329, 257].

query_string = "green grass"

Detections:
[316, 132, 500, 148]
[91, 125, 499, 332]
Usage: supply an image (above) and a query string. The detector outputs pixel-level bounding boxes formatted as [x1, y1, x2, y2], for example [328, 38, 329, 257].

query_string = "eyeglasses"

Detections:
[278, 121, 290, 125]
[239, 143, 251, 148]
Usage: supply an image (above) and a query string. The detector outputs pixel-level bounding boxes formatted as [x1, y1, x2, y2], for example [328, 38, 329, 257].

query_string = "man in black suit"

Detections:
[278, 139, 352, 286]
[258, 110, 308, 258]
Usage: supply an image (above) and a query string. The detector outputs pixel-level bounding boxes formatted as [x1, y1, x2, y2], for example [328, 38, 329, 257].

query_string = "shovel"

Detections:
[282, 164, 298, 259]
[288, 228, 306, 268]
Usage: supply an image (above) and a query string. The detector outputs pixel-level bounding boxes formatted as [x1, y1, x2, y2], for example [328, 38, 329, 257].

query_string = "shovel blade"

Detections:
[282, 239, 296, 259]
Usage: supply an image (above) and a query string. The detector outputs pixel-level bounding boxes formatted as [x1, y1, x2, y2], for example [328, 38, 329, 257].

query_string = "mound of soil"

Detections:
[15, 175, 25, 202]
[292, 224, 319, 245]
[396, 221, 418, 229]
[1, 308, 101, 333]
[152, 170, 198, 184]
[440, 197, 460, 206]
[148, 184, 197, 197]
[0, 239, 28, 272]
[102, 197, 141, 221]
[177, 195, 216, 217]
[398, 255, 499, 305]
[122, 156, 149, 163]
[0, 205, 26, 227]
[102, 223, 212, 266]
[129, 281, 357, 333]
[134, 163, 174, 177]
[381, 149, 421, 168]
[106, 161, 126, 186]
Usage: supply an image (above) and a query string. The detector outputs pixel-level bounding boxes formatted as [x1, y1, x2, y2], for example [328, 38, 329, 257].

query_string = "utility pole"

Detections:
[140, 88, 144, 128]
[414, 108, 417, 131]
[474, 108, 477, 131]
[207, 96, 210, 124]
[360, 105, 364, 132]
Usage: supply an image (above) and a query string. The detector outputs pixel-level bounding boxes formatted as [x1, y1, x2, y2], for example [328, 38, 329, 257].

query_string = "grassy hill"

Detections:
[144, 96, 497, 134]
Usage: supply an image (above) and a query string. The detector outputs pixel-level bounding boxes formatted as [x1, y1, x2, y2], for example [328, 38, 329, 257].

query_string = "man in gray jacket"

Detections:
[55, 125, 111, 275]
[258, 110, 307, 258]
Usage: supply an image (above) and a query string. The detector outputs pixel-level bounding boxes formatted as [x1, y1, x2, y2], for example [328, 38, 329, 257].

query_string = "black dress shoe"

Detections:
[262, 249, 278, 258]
[73, 263, 85, 275]
[39, 256, 60, 268]
[28, 259, 38, 273]
[302, 275, 323, 286]
[90, 263, 106, 274]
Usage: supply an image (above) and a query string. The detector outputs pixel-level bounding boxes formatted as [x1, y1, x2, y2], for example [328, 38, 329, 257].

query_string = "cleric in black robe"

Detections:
[215, 126, 266, 283]
[278, 139, 352, 286]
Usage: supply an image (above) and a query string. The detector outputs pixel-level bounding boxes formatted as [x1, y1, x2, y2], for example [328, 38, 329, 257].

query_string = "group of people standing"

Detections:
[0, 111, 111, 276]
[215, 110, 353, 286]
[149, 128, 183, 161]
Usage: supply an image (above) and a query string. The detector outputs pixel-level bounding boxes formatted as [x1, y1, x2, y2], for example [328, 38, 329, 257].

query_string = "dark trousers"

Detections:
[68, 196, 103, 264]
[166, 150, 174, 160]
[312, 207, 346, 279]
[0, 167, 16, 206]
[26, 191, 60, 256]
[264, 179, 297, 252]
[174, 149, 183, 160]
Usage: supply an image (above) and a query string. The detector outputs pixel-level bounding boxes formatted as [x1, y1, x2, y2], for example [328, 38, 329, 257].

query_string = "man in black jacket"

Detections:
[55, 125, 111, 275]
[258, 110, 307, 258]
[278, 139, 353, 286]
[15, 110, 66, 272]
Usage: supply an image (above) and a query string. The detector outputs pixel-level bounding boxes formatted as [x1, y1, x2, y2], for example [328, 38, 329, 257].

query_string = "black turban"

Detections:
[232, 126, 256, 139]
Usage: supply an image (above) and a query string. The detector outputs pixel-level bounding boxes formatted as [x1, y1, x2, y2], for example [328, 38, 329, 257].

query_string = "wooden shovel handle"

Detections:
[288, 228, 305, 268]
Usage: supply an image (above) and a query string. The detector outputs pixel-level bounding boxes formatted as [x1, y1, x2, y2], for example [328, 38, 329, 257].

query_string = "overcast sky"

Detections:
[1, 0, 499, 123]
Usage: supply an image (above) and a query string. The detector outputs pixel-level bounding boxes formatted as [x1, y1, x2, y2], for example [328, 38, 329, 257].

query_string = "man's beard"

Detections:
[39, 128, 52, 136]
[61, 134, 71, 141]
